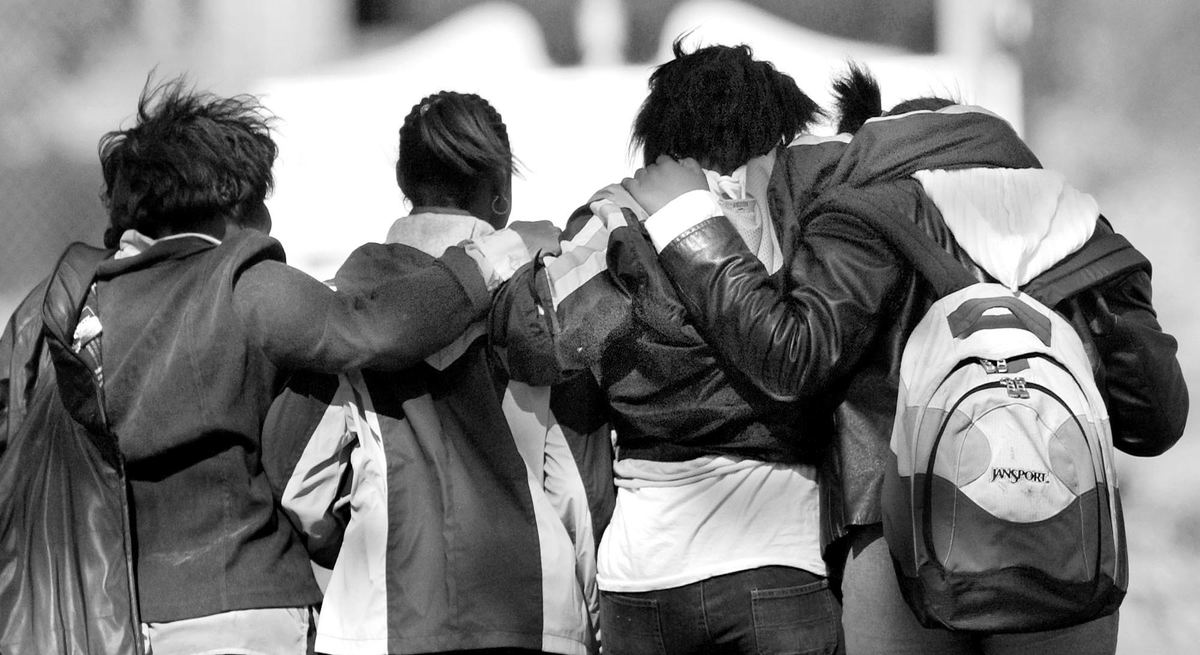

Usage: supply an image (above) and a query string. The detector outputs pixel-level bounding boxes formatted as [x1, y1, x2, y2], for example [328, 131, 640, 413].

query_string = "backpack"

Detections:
[0, 243, 145, 655]
[828, 187, 1148, 633]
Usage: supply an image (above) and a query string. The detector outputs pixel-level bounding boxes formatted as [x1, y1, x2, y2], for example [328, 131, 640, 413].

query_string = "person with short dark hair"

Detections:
[29, 76, 559, 654]
[495, 41, 844, 655]
[619, 65, 1187, 655]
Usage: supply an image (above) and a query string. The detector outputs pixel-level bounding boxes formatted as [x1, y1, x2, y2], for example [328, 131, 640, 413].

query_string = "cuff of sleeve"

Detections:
[439, 247, 494, 314]
[643, 190, 723, 252]
[462, 228, 530, 290]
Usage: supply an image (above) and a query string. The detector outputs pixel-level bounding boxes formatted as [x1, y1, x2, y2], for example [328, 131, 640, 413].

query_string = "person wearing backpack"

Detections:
[618, 67, 1187, 654]
[3, 76, 562, 655]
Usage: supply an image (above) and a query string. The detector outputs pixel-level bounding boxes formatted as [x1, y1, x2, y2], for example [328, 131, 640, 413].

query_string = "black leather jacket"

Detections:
[492, 196, 832, 466]
[655, 110, 1189, 556]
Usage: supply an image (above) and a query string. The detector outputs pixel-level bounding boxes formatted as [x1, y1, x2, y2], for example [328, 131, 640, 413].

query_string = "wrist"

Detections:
[643, 190, 722, 252]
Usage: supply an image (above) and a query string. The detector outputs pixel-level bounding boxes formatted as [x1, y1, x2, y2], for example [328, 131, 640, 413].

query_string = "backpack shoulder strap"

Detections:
[1020, 218, 1150, 307]
[42, 242, 114, 442]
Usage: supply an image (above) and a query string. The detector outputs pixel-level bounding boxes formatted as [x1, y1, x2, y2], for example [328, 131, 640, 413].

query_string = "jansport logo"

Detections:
[990, 467, 1050, 484]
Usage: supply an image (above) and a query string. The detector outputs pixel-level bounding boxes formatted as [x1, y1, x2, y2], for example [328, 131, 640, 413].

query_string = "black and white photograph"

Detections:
[1, 1, 1196, 654]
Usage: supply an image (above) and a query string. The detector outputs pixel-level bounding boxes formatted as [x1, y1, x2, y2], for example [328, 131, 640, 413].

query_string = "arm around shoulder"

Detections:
[233, 246, 494, 373]
[656, 210, 907, 402]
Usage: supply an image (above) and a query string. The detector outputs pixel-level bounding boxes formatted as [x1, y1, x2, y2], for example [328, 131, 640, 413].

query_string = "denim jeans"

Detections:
[600, 566, 843, 655]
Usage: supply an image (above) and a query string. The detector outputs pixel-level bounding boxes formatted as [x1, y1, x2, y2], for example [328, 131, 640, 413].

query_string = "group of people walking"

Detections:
[0, 38, 1187, 655]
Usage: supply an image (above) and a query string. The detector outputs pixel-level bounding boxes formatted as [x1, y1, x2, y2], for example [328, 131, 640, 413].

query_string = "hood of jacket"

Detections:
[915, 167, 1098, 289]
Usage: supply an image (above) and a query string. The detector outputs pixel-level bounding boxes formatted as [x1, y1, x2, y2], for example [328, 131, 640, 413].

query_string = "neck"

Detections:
[157, 215, 227, 240]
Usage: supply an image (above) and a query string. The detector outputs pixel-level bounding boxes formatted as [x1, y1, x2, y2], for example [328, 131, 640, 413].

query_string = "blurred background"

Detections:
[1, 0, 1196, 650]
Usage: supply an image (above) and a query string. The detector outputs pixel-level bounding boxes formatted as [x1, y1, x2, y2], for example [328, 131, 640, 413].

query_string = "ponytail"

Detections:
[832, 63, 883, 134]
[832, 62, 958, 134]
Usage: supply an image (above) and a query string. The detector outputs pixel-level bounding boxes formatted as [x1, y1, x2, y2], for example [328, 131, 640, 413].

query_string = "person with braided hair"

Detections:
[391, 91, 516, 234]
[0, 75, 563, 654]
[266, 90, 602, 655]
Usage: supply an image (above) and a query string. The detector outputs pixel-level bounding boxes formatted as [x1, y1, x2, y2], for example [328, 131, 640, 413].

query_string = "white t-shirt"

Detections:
[598, 159, 825, 593]
[597, 455, 825, 592]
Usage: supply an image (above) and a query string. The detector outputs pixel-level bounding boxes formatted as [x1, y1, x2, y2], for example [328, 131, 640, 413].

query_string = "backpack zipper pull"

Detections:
[1004, 377, 1030, 399]
[980, 358, 1008, 374]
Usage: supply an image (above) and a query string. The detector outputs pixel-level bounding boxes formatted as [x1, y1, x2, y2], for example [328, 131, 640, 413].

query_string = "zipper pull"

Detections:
[1004, 377, 1030, 399]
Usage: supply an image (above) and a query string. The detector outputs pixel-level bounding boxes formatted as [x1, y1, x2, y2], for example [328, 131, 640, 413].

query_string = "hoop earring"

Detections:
[491, 194, 509, 216]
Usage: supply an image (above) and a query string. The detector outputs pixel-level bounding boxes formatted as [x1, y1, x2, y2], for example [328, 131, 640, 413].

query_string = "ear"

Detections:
[484, 174, 512, 230]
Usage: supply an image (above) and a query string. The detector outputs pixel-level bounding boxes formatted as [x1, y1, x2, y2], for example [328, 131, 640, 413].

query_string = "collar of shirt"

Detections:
[115, 229, 222, 259]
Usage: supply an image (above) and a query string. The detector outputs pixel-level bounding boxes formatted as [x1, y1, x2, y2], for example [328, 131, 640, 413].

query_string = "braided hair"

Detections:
[395, 91, 517, 210]
[632, 38, 825, 175]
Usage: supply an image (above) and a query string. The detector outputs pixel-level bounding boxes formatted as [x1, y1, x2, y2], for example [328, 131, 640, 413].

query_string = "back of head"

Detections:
[884, 96, 957, 117]
[99, 76, 277, 239]
[831, 62, 957, 134]
[395, 91, 515, 209]
[633, 38, 824, 175]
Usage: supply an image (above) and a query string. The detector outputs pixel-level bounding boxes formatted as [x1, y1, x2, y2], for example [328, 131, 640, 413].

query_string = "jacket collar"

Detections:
[98, 230, 219, 279]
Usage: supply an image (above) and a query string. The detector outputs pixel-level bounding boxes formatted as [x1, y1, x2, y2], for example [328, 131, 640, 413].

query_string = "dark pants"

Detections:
[600, 566, 843, 655]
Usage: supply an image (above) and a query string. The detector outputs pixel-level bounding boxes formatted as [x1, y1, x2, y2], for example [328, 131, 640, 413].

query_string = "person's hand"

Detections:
[621, 155, 708, 215]
[508, 220, 563, 257]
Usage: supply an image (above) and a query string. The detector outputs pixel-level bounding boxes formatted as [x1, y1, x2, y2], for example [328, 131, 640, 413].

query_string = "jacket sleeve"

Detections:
[490, 259, 562, 386]
[233, 245, 494, 373]
[490, 204, 634, 384]
[1069, 269, 1188, 456]
[656, 212, 908, 402]
[262, 372, 356, 570]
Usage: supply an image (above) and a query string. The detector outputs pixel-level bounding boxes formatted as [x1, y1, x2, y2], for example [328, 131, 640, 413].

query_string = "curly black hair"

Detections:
[98, 75, 277, 239]
[632, 38, 825, 175]
[395, 91, 516, 208]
